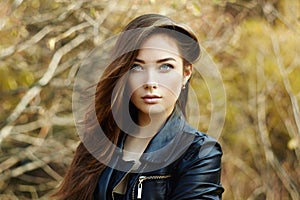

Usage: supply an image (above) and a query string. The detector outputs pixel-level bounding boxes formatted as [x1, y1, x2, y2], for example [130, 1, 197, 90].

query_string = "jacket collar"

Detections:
[117, 106, 196, 165]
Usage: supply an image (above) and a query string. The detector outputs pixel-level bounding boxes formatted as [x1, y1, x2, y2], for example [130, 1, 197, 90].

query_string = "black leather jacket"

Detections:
[94, 108, 224, 199]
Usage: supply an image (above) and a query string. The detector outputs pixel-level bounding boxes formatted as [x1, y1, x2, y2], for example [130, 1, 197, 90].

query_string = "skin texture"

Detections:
[114, 34, 193, 194]
[53, 14, 204, 200]
[128, 34, 192, 130]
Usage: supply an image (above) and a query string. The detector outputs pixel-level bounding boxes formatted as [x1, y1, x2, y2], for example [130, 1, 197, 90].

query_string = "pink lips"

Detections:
[142, 94, 162, 104]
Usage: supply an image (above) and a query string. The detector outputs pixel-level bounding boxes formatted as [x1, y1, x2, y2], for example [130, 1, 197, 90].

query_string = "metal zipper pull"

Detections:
[137, 176, 146, 199]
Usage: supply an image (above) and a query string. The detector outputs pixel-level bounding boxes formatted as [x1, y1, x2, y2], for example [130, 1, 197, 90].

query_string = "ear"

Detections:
[183, 64, 193, 85]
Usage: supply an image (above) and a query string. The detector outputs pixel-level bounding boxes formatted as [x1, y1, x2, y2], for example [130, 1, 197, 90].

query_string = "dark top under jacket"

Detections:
[93, 107, 224, 200]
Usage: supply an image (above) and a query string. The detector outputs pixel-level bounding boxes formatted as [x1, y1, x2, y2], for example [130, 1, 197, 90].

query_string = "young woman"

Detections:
[54, 14, 224, 200]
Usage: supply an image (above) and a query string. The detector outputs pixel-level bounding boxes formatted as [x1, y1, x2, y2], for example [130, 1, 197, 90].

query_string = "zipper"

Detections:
[133, 175, 171, 199]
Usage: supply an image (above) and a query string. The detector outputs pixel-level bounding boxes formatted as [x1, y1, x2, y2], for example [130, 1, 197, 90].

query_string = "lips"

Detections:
[142, 94, 162, 104]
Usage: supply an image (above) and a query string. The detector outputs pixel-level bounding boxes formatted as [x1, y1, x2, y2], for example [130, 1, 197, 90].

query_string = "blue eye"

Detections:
[130, 64, 143, 71]
[159, 64, 173, 71]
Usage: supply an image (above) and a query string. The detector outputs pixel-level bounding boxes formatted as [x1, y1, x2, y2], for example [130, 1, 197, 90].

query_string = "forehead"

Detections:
[136, 34, 181, 61]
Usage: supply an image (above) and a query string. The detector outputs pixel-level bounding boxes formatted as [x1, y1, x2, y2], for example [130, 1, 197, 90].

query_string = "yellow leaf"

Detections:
[48, 38, 56, 50]
[31, 0, 40, 9]
[287, 138, 298, 150]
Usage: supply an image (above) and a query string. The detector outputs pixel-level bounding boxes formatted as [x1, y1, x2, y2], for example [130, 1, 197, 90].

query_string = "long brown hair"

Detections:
[53, 14, 200, 200]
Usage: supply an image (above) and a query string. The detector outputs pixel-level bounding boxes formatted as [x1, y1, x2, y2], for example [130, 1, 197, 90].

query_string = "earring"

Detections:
[182, 84, 186, 90]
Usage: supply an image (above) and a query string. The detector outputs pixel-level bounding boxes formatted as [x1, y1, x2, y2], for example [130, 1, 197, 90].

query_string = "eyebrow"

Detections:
[134, 57, 176, 64]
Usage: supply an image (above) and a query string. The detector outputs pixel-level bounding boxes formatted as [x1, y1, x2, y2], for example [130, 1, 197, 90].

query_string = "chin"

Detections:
[140, 105, 172, 116]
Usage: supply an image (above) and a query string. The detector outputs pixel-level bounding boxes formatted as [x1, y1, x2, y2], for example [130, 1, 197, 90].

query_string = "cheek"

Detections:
[127, 75, 144, 93]
[127, 71, 183, 95]
[127, 78, 143, 104]
[160, 73, 183, 96]
[130, 90, 138, 103]
[163, 80, 182, 97]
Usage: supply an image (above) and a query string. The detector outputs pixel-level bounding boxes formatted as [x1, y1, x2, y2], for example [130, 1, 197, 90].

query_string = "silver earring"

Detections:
[182, 84, 186, 90]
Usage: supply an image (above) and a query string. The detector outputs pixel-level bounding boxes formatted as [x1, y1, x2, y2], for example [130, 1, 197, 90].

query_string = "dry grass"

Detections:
[1, 0, 299, 199]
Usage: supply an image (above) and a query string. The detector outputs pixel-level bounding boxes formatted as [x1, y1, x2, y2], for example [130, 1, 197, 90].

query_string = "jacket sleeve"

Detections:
[169, 136, 224, 200]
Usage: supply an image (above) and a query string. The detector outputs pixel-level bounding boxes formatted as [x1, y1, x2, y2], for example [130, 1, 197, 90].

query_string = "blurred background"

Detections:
[0, 0, 299, 199]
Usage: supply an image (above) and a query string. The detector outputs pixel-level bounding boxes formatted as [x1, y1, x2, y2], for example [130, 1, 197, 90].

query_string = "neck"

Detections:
[135, 109, 173, 139]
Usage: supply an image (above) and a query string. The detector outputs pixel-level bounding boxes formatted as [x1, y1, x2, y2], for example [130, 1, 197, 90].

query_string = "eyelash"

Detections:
[130, 64, 143, 71]
[130, 63, 174, 72]
[159, 64, 174, 71]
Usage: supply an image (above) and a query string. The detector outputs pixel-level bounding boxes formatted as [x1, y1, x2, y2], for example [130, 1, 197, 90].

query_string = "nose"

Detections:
[143, 69, 158, 91]
[143, 82, 158, 91]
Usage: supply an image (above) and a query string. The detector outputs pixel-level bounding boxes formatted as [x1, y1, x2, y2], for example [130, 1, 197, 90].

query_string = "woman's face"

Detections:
[128, 34, 192, 120]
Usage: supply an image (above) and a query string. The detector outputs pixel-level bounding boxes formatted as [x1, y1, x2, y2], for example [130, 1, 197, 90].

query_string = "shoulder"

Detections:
[168, 127, 224, 199]
[181, 123, 222, 163]
[172, 129, 223, 179]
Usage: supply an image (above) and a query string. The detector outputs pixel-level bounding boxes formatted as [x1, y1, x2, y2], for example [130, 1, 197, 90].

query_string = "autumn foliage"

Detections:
[0, 0, 299, 199]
